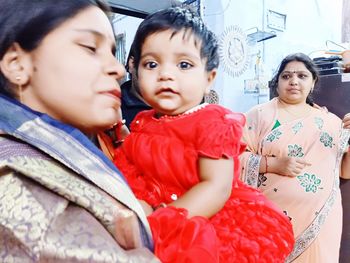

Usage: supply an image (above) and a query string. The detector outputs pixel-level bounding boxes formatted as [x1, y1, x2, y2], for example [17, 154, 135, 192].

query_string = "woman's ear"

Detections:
[0, 43, 31, 86]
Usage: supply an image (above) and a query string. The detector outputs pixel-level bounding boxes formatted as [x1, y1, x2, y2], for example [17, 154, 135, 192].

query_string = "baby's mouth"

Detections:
[157, 87, 178, 95]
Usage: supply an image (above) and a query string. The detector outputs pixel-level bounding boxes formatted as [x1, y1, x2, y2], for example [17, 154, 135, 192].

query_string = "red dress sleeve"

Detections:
[148, 206, 219, 263]
[196, 108, 246, 159]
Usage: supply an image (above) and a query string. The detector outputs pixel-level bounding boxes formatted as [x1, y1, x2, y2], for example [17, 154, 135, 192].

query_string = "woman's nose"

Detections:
[104, 55, 126, 81]
[289, 75, 298, 85]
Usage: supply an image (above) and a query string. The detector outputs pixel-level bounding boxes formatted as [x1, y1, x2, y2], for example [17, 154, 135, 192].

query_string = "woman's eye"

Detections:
[80, 44, 97, 53]
[145, 61, 157, 69]
[299, 74, 308, 79]
[178, 61, 192, 70]
[281, 74, 290, 80]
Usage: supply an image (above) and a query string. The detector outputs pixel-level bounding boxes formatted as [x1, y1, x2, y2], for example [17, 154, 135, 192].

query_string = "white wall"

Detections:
[202, 0, 343, 112]
[113, 0, 343, 113]
[113, 14, 143, 63]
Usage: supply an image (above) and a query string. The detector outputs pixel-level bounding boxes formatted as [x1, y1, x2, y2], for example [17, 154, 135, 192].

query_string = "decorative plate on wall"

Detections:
[219, 25, 250, 77]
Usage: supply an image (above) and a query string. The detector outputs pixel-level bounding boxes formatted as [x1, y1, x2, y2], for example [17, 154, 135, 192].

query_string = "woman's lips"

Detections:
[102, 89, 122, 99]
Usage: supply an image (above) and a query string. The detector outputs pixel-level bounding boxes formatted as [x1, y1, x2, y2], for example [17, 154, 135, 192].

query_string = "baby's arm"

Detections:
[170, 157, 233, 218]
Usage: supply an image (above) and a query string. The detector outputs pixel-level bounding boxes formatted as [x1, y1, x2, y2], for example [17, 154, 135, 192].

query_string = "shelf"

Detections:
[247, 30, 276, 43]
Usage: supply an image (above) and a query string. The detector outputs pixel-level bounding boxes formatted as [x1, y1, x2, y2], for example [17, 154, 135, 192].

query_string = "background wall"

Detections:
[201, 0, 342, 112]
[113, 0, 343, 112]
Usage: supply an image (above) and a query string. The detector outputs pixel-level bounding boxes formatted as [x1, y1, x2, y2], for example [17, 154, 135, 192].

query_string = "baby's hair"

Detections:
[131, 6, 219, 73]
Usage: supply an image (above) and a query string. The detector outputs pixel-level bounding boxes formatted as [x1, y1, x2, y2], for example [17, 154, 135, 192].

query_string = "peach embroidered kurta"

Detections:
[240, 98, 350, 262]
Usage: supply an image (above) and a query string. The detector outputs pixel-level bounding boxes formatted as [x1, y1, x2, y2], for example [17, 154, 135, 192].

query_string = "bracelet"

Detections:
[264, 155, 268, 173]
[153, 202, 167, 211]
[110, 119, 126, 147]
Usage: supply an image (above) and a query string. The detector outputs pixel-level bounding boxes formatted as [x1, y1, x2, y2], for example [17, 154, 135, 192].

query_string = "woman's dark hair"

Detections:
[131, 6, 219, 74]
[270, 53, 319, 105]
[0, 0, 110, 98]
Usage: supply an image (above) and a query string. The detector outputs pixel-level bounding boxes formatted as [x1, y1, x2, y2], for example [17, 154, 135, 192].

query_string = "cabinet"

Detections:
[313, 73, 350, 263]
[313, 73, 350, 119]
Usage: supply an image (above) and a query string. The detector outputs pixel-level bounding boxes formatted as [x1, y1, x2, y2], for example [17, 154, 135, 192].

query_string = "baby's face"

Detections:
[137, 29, 216, 117]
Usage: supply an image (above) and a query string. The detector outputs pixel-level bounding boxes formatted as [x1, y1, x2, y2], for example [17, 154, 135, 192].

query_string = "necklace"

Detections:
[156, 103, 209, 120]
[277, 98, 312, 118]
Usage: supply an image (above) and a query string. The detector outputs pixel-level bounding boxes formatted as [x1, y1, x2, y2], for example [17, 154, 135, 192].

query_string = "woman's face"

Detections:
[22, 6, 125, 133]
[277, 61, 315, 104]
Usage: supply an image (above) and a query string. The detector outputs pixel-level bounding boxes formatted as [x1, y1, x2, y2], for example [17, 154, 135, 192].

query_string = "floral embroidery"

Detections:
[245, 154, 260, 188]
[288, 144, 304, 157]
[320, 132, 334, 148]
[258, 173, 267, 187]
[266, 129, 282, 142]
[297, 173, 322, 193]
[314, 117, 324, 130]
[292, 122, 303, 134]
[283, 210, 292, 221]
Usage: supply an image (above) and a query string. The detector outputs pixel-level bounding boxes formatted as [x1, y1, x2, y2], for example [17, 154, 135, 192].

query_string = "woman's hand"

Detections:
[113, 208, 141, 249]
[270, 156, 311, 177]
[343, 113, 350, 129]
[139, 199, 154, 216]
[113, 199, 153, 249]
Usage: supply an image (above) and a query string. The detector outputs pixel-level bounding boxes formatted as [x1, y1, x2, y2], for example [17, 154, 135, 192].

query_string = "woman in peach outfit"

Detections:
[240, 53, 350, 262]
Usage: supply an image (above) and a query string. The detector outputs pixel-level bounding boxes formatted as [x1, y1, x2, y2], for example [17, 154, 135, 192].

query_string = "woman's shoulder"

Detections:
[195, 105, 245, 132]
[246, 98, 276, 114]
[205, 104, 244, 117]
[0, 135, 50, 160]
[313, 107, 342, 124]
[244, 99, 276, 121]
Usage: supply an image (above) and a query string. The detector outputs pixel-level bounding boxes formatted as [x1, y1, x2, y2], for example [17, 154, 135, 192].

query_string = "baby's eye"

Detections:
[145, 61, 158, 69]
[178, 61, 192, 70]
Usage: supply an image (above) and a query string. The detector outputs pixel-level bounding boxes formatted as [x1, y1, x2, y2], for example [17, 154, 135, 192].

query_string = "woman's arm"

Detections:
[169, 157, 233, 218]
[265, 156, 311, 177]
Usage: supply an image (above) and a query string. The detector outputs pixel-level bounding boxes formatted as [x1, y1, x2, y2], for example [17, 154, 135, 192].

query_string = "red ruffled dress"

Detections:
[114, 104, 294, 262]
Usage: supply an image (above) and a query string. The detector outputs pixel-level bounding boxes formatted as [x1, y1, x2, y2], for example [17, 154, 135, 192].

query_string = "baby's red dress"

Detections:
[114, 104, 294, 262]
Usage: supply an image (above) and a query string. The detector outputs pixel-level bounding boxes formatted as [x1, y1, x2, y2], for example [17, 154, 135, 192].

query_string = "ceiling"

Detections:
[108, 0, 184, 18]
